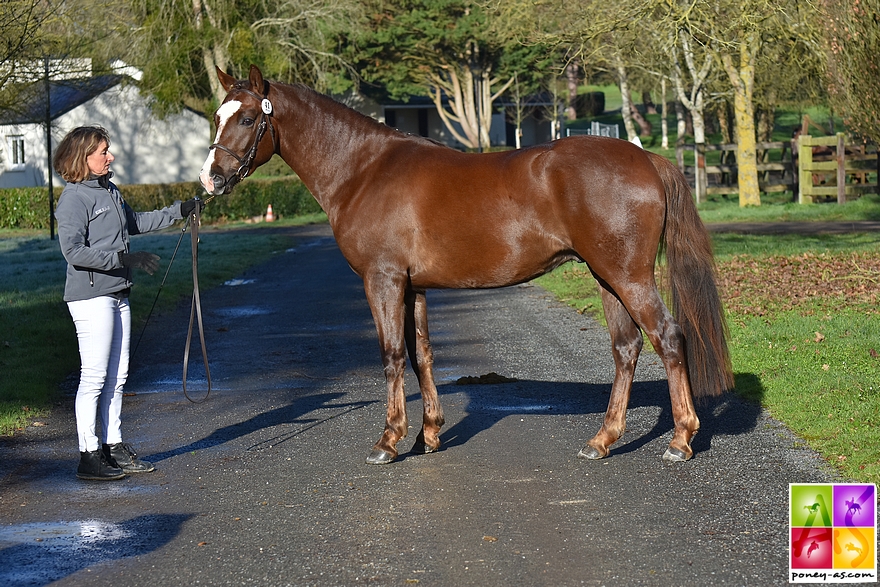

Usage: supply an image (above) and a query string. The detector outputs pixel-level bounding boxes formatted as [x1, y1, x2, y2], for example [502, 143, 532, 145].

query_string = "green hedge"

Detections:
[0, 186, 59, 229]
[0, 176, 320, 229]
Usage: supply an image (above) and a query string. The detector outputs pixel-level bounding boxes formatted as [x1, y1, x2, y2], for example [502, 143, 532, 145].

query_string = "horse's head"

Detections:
[199, 65, 277, 195]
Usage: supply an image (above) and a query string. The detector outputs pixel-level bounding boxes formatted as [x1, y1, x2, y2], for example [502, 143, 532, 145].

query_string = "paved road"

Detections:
[707, 220, 880, 235]
[0, 224, 835, 586]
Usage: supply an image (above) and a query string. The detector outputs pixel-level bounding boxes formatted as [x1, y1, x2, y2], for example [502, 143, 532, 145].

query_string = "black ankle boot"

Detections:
[103, 442, 155, 473]
[77, 449, 126, 480]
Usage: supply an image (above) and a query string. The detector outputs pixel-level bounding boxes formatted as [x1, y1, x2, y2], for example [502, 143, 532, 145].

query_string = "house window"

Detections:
[6, 135, 25, 171]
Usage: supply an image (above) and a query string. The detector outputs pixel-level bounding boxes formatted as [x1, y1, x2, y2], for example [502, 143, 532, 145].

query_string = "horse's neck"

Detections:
[277, 85, 393, 212]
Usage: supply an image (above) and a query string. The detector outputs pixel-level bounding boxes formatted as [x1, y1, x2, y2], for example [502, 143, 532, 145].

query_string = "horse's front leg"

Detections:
[364, 274, 409, 465]
[579, 286, 642, 459]
[405, 288, 445, 454]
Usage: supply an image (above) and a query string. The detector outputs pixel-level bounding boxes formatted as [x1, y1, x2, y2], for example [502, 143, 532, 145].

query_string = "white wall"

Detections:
[0, 82, 211, 188]
[0, 122, 48, 188]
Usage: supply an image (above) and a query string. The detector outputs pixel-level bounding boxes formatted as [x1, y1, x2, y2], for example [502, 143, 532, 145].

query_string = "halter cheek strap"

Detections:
[209, 88, 277, 181]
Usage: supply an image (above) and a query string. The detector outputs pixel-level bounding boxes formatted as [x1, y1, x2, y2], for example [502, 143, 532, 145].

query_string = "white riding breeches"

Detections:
[67, 295, 130, 452]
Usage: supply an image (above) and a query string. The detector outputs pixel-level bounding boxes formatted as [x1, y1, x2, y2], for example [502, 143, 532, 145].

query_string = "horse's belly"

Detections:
[407, 238, 573, 289]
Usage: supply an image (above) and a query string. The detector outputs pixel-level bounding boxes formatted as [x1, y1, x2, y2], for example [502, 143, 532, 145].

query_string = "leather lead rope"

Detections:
[182, 200, 212, 403]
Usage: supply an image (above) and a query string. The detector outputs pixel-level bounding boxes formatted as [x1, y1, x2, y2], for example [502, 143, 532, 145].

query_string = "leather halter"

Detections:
[209, 86, 276, 182]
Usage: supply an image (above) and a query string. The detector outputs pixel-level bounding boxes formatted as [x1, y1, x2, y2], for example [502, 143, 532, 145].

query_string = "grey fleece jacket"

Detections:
[55, 175, 184, 302]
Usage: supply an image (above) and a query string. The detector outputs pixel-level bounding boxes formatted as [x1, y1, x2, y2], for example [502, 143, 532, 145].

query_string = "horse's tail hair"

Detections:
[648, 152, 734, 399]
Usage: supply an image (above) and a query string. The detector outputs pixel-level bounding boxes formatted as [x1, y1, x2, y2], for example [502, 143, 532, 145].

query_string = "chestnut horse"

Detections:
[199, 65, 733, 465]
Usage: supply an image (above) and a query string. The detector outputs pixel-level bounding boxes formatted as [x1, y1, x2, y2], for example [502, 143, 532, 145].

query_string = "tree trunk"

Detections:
[430, 64, 511, 150]
[717, 101, 732, 144]
[430, 67, 477, 148]
[721, 40, 761, 207]
[661, 77, 669, 149]
[565, 60, 579, 121]
[671, 31, 711, 202]
[476, 69, 501, 149]
[616, 61, 637, 141]
[675, 100, 687, 144]
[631, 103, 652, 136]
[675, 100, 686, 169]
[193, 0, 228, 105]
[642, 90, 656, 114]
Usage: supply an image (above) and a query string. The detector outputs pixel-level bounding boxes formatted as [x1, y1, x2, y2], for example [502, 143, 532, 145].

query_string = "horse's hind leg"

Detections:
[405, 288, 445, 454]
[614, 284, 700, 461]
[579, 285, 643, 459]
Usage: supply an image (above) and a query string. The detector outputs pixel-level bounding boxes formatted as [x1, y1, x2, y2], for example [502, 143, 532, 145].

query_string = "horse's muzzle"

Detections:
[201, 172, 237, 196]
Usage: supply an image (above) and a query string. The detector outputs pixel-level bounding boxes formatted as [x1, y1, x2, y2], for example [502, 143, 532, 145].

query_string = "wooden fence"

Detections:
[676, 141, 797, 202]
[797, 133, 879, 204]
[676, 136, 879, 203]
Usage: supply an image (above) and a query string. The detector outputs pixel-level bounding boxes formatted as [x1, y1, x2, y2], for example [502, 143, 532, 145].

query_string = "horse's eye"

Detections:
[241, 117, 255, 126]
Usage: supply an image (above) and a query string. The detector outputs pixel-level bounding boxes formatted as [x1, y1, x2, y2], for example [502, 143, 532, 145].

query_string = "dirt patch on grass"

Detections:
[717, 251, 880, 316]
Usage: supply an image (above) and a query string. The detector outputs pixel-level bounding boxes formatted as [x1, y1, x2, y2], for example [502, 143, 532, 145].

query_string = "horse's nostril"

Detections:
[212, 174, 226, 192]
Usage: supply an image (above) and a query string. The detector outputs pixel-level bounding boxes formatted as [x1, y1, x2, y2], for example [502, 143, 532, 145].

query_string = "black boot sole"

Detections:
[76, 471, 126, 481]
[120, 464, 155, 473]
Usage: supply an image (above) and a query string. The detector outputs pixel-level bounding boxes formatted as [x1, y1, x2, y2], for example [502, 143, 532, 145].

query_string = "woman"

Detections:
[53, 125, 202, 481]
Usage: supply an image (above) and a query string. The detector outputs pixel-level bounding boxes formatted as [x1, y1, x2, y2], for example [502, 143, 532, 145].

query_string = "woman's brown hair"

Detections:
[53, 126, 111, 183]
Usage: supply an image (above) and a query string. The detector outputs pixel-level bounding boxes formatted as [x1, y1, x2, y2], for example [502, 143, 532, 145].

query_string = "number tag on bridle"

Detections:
[261, 99, 273, 115]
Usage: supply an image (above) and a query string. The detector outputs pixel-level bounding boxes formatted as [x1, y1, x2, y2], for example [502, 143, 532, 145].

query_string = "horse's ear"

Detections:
[217, 67, 236, 92]
[248, 65, 266, 95]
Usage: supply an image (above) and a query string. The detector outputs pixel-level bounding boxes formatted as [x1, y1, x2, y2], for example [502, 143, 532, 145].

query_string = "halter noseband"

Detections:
[209, 87, 277, 182]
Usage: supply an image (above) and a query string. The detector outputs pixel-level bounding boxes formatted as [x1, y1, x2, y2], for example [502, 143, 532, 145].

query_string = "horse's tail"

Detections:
[647, 151, 734, 398]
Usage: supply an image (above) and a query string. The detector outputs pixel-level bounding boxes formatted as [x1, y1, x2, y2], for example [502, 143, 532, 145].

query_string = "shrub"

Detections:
[0, 187, 62, 229]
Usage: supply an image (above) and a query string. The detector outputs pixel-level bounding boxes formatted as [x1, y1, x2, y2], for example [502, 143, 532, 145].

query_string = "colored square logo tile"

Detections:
[790, 483, 877, 583]
[791, 484, 833, 527]
[833, 485, 876, 528]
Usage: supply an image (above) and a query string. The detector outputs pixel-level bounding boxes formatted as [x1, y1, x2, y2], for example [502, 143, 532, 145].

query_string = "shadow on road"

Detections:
[0, 513, 192, 587]
[146, 392, 376, 464]
[389, 375, 764, 461]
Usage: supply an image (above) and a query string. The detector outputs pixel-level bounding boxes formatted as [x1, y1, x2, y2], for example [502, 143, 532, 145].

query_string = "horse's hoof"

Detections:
[577, 446, 605, 460]
[662, 447, 691, 462]
[365, 449, 396, 465]
[410, 441, 439, 454]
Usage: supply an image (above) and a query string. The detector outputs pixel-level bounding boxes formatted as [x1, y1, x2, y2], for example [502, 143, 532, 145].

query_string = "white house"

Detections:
[0, 68, 211, 188]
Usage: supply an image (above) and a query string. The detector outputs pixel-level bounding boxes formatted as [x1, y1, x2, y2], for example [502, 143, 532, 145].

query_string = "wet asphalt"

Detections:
[0, 223, 837, 586]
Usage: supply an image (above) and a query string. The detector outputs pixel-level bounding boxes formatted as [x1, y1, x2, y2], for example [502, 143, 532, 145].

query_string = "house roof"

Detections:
[0, 75, 123, 125]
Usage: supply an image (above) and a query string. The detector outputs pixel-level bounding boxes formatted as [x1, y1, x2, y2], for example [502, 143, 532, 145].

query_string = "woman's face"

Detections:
[86, 140, 114, 176]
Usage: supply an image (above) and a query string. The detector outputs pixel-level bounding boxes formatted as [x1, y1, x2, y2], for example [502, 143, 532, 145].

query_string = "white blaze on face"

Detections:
[199, 100, 243, 193]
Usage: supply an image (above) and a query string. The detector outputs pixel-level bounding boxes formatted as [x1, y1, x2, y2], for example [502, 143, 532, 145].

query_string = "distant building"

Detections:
[0, 60, 210, 188]
[342, 90, 560, 150]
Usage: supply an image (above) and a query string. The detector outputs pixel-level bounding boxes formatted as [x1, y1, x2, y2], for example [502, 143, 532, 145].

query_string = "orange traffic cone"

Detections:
[265, 204, 275, 222]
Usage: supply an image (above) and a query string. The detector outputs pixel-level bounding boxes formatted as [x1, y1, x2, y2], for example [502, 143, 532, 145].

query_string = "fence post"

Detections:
[789, 137, 799, 199]
[695, 142, 706, 203]
[836, 133, 846, 204]
[798, 135, 813, 204]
